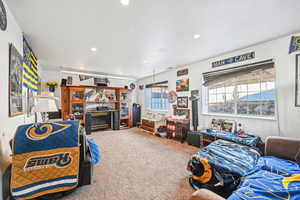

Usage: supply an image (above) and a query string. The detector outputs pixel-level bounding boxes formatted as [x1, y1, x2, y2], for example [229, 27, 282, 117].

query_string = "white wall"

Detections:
[137, 33, 300, 139]
[0, 0, 35, 140]
[0, 1, 34, 199]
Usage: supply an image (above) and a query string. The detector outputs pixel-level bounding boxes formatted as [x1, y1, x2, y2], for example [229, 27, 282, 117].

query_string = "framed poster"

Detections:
[176, 78, 189, 92]
[9, 44, 23, 117]
[177, 96, 188, 108]
[296, 54, 300, 107]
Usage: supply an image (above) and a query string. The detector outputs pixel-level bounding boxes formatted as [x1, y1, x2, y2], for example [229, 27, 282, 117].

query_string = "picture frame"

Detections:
[296, 54, 300, 107]
[177, 96, 188, 108]
[222, 120, 236, 133]
[176, 78, 189, 92]
[9, 43, 24, 117]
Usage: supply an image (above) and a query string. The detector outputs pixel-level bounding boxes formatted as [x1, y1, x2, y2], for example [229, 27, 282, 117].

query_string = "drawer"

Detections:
[141, 125, 155, 132]
[142, 119, 155, 127]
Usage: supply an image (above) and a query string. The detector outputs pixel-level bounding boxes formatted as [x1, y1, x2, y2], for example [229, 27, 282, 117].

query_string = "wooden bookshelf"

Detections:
[61, 85, 133, 129]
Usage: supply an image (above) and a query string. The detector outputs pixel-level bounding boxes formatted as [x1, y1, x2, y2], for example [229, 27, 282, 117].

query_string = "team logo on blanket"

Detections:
[26, 123, 71, 140]
[24, 152, 73, 171]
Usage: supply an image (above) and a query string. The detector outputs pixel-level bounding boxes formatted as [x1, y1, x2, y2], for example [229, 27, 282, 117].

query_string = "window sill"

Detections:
[201, 112, 277, 121]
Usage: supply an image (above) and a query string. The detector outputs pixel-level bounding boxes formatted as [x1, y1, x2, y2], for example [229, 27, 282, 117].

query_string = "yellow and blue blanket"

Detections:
[11, 121, 80, 200]
[229, 156, 300, 200]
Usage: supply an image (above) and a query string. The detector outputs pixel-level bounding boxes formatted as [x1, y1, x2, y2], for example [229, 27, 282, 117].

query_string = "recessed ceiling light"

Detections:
[193, 34, 200, 39]
[91, 47, 97, 52]
[144, 60, 149, 64]
[120, 0, 129, 6]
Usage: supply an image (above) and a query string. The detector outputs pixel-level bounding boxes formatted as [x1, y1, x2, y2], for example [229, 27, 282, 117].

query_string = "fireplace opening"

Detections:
[90, 112, 111, 131]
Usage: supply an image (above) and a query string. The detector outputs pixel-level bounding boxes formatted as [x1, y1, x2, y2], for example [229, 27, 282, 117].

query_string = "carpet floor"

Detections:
[61, 128, 199, 200]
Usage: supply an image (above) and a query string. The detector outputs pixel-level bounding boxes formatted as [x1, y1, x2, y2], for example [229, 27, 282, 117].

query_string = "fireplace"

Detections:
[90, 112, 111, 131]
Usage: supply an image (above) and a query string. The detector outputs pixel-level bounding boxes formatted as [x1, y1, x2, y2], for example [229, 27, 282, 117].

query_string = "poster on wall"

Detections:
[296, 54, 300, 107]
[176, 78, 189, 92]
[9, 44, 24, 117]
[177, 96, 188, 108]
[289, 36, 300, 54]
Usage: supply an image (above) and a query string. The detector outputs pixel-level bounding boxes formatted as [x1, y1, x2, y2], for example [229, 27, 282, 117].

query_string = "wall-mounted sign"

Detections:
[168, 90, 177, 103]
[212, 52, 255, 68]
[177, 68, 188, 76]
[289, 36, 300, 54]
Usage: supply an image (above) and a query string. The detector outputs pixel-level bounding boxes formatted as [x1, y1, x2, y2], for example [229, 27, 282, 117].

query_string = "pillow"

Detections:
[295, 148, 300, 162]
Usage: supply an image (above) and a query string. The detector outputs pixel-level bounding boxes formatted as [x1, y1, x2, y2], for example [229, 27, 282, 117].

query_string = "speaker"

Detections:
[186, 131, 201, 147]
[112, 111, 120, 130]
[61, 79, 67, 86]
[192, 101, 198, 131]
[191, 90, 199, 131]
[132, 104, 141, 127]
[85, 112, 92, 135]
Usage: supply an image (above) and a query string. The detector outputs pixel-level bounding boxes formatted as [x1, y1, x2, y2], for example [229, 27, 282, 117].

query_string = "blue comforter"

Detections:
[229, 156, 300, 200]
[195, 140, 260, 176]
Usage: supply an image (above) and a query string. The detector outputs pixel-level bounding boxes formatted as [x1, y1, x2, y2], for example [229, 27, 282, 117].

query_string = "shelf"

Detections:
[61, 85, 132, 128]
[88, 110, 117, 113]
[86, 101, 119, 103]
[71, 100, 84, 104]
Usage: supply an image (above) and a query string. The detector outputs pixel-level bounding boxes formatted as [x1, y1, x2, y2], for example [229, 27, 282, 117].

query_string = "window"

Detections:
[146, 86, 169, 110]
[204, 62, 276, 118]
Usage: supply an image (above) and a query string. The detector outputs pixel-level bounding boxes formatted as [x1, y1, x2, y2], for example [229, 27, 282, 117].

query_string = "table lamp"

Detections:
[34, 95, 58, 122]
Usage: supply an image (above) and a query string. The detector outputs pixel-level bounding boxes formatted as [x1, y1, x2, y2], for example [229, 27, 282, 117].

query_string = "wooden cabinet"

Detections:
[61, 86, 70, 121]
[69, 88, 85, 124]
[166, 118, 190, 142]
[141, 119, 165, 134]
[119, 89, 132, 128]
[61, 86, 133, 129]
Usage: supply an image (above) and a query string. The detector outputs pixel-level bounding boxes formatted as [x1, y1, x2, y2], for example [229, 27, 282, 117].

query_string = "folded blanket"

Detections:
[11, 120, 80, 200]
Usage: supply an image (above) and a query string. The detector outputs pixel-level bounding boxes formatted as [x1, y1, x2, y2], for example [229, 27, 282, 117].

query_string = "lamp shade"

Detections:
[34, 96, 58, 112]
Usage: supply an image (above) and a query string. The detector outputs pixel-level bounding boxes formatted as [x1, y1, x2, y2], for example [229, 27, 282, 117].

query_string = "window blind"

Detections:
[146, 81, 168, 88]
[202, 59, 274, 87]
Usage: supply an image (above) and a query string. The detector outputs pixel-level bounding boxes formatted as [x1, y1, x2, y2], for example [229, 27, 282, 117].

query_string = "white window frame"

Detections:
[202, 70, 277, 121]
[145, 87, 170, 111]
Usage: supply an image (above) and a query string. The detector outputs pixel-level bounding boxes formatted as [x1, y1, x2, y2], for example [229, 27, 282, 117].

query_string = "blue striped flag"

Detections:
[23, 37, 39, 91]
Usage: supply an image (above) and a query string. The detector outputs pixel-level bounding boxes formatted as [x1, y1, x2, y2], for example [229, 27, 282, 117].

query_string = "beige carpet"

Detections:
[61, 128, 198, 200]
